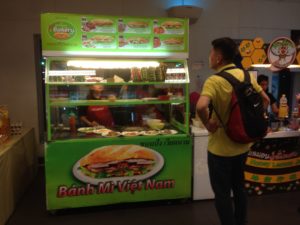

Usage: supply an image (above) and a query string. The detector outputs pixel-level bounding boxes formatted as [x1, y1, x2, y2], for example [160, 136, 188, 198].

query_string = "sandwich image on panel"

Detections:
[90, 35, 115, 43]
[82, 34, 116, 48]
[73, 145, 164, 185]
[163, 37, 184, 45]
[127, 21, 149, 28]
[90, 18, 114, 27]
[161, 21, 183, 29]
[81, 17, 115, 32]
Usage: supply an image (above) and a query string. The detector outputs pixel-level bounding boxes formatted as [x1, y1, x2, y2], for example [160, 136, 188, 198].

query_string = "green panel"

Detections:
[45, 135, 192, 210]
[41, 13, 189, 54]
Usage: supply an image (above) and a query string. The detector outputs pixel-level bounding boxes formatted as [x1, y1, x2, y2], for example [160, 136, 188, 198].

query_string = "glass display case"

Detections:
[45, 58, 190, 141]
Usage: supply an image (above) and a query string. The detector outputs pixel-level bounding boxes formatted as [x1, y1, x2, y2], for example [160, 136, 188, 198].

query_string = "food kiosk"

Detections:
[41, 13, 192, 211]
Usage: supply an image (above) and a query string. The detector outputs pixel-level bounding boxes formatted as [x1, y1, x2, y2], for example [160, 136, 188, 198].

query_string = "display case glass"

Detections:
[45, 58, 190, 141]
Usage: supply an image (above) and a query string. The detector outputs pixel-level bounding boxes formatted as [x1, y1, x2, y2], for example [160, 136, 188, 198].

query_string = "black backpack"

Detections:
[211, 69, 268, 144]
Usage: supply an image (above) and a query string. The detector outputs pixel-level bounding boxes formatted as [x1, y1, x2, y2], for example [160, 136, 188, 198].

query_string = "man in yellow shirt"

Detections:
[196, 37, 269, 225]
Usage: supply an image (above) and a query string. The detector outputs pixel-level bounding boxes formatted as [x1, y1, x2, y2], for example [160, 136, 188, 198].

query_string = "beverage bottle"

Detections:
[278, 94, 288, 119]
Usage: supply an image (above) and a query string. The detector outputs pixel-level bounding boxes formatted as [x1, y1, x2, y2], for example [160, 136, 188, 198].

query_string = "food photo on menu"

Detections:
[118, 18, 151, 33]
[153, 19, 184, 35]
[82, 34, 116, 48]
[153, 36, 184, 50]
[161, 21, 183, 29]
[118, 35, 151, 49]
[72, 145, 164, 185]
[81, 17, 116, 33]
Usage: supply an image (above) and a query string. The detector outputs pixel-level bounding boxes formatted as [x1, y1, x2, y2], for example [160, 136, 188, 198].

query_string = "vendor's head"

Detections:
[257, 74, 269, 92]
[88, 85, 104, 99]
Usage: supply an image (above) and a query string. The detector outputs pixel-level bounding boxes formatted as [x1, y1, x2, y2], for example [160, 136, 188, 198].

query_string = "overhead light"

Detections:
[67, 60, 160, 69]
[252, 64, 300, 69]
[251, 64, 271, 68]
[287, 64, 300, 68]
[48, 70, 96, 76]
[167, 5, 203, 24]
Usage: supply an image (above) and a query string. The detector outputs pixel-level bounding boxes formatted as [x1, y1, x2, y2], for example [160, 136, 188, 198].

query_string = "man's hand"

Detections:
[205, 119, 219, 133]
[196, 95, 220, 133]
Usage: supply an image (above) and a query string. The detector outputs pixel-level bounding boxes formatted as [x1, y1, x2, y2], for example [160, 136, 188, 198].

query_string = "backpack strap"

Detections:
[216, 69, 250, 85]
[209, 68, 251, 129]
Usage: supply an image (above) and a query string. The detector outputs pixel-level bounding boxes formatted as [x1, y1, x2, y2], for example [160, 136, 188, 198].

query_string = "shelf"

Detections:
[49, 99, 185, 107]
[51, 133, 189, 142]
[46, 81, 189, 86]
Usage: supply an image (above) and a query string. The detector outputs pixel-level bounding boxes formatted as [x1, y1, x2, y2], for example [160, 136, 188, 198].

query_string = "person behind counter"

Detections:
[257, 74, 279, 116]
[79, 85, 114, 128]
[134, 85, 164, 125]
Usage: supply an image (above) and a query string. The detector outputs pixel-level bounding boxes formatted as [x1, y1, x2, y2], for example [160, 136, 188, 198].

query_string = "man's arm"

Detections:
[271, 102, 279, 114]
[260, 90, 270, 109]
[80, 115, 99, 127]
[196, 95, 219, 133]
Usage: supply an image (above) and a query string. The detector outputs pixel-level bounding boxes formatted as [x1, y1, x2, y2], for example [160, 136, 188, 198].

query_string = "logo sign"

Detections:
[267, 37, 296, 69]
[48, 22, 75, 40]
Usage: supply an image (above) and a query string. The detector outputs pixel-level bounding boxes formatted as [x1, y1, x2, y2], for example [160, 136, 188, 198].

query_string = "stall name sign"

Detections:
[57, 179, 176, 198]
[48, 22, 76, 40]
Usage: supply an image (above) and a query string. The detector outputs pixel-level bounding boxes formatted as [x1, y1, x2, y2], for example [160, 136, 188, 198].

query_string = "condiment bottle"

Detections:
[69, 114, 77, 134]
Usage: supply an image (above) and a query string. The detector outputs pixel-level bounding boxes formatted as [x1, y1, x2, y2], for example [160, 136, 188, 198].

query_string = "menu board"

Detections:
[41, 13, 189, 56]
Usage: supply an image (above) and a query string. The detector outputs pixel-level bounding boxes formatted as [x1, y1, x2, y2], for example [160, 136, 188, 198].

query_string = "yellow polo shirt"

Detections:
[201, 64, 262, 157]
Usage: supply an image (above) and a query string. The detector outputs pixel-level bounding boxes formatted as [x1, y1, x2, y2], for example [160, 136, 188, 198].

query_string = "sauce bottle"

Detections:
[69, 114, 77, 135]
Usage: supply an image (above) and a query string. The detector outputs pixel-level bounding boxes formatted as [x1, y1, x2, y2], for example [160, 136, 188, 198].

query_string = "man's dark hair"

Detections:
[257, 74, 268, 84]
[211, 37, 237, 63]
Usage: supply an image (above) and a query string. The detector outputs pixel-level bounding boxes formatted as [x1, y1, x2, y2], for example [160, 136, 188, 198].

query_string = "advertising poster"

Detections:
[45, 135, 192, 210]
[245, 137, 300, 195]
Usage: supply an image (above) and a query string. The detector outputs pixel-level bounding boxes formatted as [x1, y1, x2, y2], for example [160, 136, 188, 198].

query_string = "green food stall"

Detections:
[41, 13, 192, 211]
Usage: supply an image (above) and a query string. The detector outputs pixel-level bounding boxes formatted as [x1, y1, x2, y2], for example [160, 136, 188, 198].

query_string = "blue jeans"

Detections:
[208, 151, 248, 225]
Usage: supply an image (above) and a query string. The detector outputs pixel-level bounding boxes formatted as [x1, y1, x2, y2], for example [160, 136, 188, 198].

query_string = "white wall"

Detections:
[1, 0, 300, 155]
